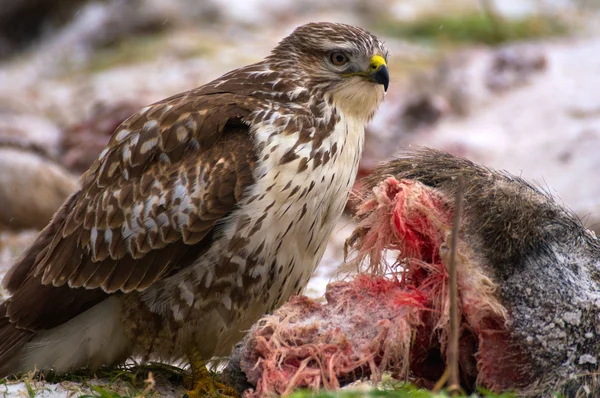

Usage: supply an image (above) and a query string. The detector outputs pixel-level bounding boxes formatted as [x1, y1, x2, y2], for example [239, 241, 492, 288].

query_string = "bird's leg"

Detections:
[183, 347, 238, 398]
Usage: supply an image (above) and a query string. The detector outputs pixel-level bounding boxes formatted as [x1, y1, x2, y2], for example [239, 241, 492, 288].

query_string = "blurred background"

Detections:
[0, 0, 599, 299]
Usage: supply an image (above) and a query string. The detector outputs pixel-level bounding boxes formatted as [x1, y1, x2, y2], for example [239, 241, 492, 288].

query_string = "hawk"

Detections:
[0, 22, 389, 395]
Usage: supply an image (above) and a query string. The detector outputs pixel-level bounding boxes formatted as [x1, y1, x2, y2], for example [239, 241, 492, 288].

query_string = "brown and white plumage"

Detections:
[0, 22, 389, 376]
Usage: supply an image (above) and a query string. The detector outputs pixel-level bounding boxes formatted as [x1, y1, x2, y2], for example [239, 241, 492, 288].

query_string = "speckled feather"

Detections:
[3, 94, 258, 328]
[0, 22, 388, 374]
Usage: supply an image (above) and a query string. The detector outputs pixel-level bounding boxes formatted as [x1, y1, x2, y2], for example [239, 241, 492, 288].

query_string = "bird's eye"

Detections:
[329, 52, 349, 66]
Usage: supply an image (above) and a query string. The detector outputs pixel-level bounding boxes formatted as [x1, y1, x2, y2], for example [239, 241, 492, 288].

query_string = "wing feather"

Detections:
[2, 90, 259, 331]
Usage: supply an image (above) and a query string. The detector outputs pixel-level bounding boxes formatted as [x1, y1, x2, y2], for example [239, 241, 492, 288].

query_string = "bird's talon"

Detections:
[184, 354, 237, 398]
[184, 379, 238, 398]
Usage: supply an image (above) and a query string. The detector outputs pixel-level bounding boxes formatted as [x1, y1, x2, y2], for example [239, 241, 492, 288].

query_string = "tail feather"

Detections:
[0, 302, 34, 377]
[0, 297, 130, 377]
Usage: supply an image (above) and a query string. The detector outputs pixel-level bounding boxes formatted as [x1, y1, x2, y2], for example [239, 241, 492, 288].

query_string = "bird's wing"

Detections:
[2, 90, 258, 330]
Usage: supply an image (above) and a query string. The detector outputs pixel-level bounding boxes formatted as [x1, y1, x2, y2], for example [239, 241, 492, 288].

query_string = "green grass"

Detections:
[287, 380, 517, 398]
[379, 12, 569, 46]
[23, 379, 37, 398]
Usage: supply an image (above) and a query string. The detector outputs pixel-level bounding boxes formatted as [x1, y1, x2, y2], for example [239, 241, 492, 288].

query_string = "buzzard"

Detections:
[0, 22, 389, 395]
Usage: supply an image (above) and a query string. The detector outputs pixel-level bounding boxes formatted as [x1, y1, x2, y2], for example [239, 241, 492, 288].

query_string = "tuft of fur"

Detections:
[225, 175, 514, 395]
[345, 176, 518, 391]
[361, 148, 600, 395]
[362, 148, 592, 281]
[225, 275, 424, 397]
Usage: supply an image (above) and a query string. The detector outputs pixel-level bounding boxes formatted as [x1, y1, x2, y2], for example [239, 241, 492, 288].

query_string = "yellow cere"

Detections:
[369, 55, 387, 71]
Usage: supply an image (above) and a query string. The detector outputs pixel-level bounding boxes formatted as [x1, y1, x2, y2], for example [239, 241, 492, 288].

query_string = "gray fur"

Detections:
[368, 148, 600, 396]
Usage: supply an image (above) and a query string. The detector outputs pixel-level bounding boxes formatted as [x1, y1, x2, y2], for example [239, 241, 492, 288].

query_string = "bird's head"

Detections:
[269, 22, 389, 122]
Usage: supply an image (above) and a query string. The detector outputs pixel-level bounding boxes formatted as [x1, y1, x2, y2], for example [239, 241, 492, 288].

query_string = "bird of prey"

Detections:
[0, 22, 389, 396]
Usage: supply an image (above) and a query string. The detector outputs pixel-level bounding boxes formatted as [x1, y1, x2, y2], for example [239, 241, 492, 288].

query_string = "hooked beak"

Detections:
[368, 55, 389, 92]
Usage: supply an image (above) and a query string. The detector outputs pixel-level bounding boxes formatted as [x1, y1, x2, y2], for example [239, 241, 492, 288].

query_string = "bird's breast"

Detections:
[139, 110, 365, 358]
[233, 112, 365, 305]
